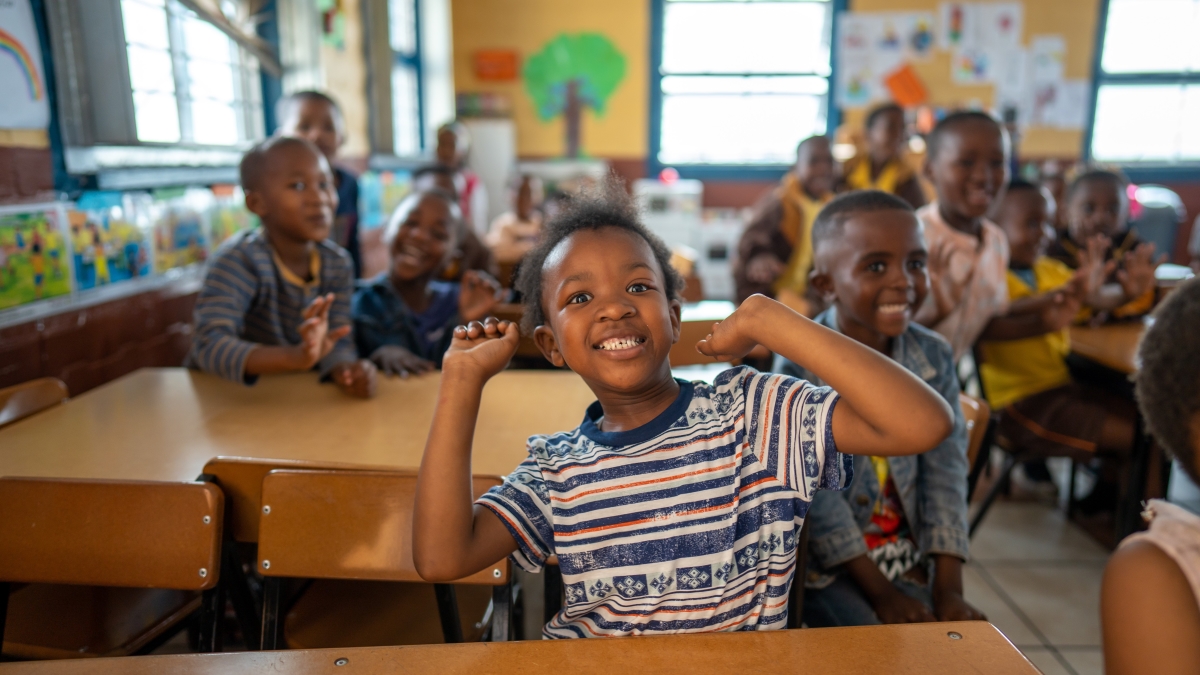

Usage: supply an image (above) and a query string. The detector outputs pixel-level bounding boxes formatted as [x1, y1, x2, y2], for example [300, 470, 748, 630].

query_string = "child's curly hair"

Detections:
[513, 176, 685, 334]
[1136, 276, 1200, 486]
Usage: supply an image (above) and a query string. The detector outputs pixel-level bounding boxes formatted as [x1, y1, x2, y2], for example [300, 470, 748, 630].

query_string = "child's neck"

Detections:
[800, 183, 825, 201]
[390, 271, 436, 313]
[835, 307, 893, 356]
[937, 202, 983, 239]
[869, 154, 893, 178]
[265, 229, 315, 281]
[592, 368, 681, 434]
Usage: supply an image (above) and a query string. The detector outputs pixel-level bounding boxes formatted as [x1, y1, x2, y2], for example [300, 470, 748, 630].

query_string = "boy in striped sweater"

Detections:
[186, 137, 377, 397]
[412, 180, 954, 637]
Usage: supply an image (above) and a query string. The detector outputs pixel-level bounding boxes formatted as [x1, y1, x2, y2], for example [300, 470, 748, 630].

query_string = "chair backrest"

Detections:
[959, 393, 991, 470]
[202, 456, 405, 543]
[1131, 185, 1185, 260]
[0, 377, 68, 428]
[257, 470, 508, 585]
[0, 477, 222, 590]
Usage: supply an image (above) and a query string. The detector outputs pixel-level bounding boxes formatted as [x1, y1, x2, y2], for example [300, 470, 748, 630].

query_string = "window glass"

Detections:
[1092, 84, 1200, 162]
[662, 2, 830, 75]
[1101, 0, 1200, 74]
[392, 67, 421, 156]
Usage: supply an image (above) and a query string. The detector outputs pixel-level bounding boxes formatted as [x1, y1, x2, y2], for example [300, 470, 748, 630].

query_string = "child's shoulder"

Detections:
[314, 237, 354, 272]
[206, 228, 268, 274]
[1034, 255, 1075, 282]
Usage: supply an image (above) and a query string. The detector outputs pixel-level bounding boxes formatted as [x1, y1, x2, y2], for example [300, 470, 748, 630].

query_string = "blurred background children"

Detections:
[277, 91, 362, 279]
[842, 103, 926, 209]
[412, 165, 498, 282]
[485, 174, 544, 265]
[435, 121, 488, 237]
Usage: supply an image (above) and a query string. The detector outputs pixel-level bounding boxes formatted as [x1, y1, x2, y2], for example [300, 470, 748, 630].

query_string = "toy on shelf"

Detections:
[208, 185, 258, 249]
[69, 191, 151, 290]
[0, 204, 72, 310]
[143, 188, 214, 273]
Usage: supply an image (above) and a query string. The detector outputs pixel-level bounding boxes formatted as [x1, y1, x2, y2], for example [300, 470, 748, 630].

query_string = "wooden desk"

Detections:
[1069, 322, 1145, 375]
[0, 621, 1037, 674]
[0, 368, 596, 483]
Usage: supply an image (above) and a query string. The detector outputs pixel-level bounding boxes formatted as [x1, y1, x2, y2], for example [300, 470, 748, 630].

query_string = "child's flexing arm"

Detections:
[413, 317, 522, 582]
[697, 295, 954, 457]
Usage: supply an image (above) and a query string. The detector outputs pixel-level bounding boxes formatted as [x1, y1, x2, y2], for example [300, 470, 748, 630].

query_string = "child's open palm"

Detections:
[297, 293, 351, 368]
[444, 318, 520, 382]
[1118, 242, 1162, 301]
[458, 270, 502, 323]
[1077, 234, 1117, 300]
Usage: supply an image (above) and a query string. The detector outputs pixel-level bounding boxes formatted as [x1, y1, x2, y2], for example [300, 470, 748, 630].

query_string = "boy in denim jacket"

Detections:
[775, 191, 980, 626]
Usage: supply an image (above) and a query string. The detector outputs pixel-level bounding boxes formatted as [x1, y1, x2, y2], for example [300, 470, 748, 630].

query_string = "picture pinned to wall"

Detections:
[69, 192, 151, 291]
[836, 12, 934, 107]
[951, 49, 992, 84]
[938, 2, 977, 52]
[978, 3, 1023, 52]
[0, 203, 71, 310]
[358, 171, 413, 231]
[0, 0, 50, 129]
[523, 33, 626, 158]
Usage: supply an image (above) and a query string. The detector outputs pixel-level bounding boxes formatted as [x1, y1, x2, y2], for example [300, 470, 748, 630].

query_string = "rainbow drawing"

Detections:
[0, 28, 44, 101]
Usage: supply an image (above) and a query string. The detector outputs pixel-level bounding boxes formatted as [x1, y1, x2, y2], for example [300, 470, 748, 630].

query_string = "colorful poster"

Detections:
[208, 187, 258, 249]
[146, 189, 214, 273]
[938, 2, 978, 51]
[69, 192, 151, 290]
[0, 0, 50, 129]
[358, 170, 413, 230]
[978, 3, 1023, 52]
[0, 204, 71, 309]
[951, 49, 992, 84]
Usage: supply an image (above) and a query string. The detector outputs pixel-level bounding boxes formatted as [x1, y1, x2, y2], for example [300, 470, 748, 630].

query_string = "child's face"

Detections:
[925, 120, 1008, 223]
[245, 144, 336, 243]
[796, 138, 835, 197]
[1068, 178, 1127, 242]
[436, 129, 461, 166]
[997, 189, 1053, 268]
[389, 195, 457, 282]
[534, 227, 681, 394]
[812, 210, 928, 343]
[280, 99, 343, 161]
[868, 110, 906, 163]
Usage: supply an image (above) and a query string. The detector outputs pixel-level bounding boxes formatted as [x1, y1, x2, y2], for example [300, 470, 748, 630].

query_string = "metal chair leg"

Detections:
[491, 584, 512, 642]
[196, 581, 224, 653]
[433, 584, 463, 643]
[970, 452, 1020, 537]
[260, 577, 282, 651]
[222, 542, 261, 650]
[543, 562, 563, 624]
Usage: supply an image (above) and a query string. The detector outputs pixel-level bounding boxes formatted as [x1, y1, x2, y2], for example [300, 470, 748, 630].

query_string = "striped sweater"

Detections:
[185, 229, 357, 384]
[477, 366, 848, 638]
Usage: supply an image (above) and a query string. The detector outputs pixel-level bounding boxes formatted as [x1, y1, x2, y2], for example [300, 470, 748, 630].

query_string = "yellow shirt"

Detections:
[978, 257, 1074, 410]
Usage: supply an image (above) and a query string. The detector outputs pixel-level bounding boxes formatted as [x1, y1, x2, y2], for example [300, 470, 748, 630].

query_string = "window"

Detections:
[119, 0, 263, 147]
[388, 0, 424, 156]
[650, 0, 837, 173]
[1088, 0, 1200, 165]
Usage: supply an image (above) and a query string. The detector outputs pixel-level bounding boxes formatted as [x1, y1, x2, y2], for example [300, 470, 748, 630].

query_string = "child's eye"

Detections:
[627, 282, 650, 293]
[908, 259, 926, 271]
[291, 182, 306, 191]
[866, 262, 885, 273]
[567, 292, 592, 305]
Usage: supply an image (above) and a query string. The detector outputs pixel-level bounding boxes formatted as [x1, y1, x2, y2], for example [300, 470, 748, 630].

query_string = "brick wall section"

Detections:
[0, 147, 54, 200]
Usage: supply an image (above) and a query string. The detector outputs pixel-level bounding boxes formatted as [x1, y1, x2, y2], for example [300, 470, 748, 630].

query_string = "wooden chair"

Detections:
[0, 477, 223, 658]
[959, 393, 995, 503]
[256, 470, 513, 650]
[0, 378, 68, 429]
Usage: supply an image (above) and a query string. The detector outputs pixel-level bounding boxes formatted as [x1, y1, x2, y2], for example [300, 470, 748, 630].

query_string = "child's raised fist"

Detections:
[695, 294, 771, 362]
[443, 317, 520, 382]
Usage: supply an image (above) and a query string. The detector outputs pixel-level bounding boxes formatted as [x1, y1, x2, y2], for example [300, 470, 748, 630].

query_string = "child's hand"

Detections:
[1118, 242, 1162, 302]
[1077, 234, 1117, 300]
[296, 293, 352, 369]
[1038, 288, 1083, 332]
[459, 270, 501, 323]
[871, 588, 937, 624]
[933, 590, 986, 622]
[745, 255, 785, 284]
[370, 345, 435, 378]
[695, 295, 770, 362]
[443, 317, 520, 382]
[330, 359, 378, 398]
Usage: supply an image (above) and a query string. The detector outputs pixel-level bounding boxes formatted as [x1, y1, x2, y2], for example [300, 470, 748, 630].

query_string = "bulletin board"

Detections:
[844, 0, 1102, 158]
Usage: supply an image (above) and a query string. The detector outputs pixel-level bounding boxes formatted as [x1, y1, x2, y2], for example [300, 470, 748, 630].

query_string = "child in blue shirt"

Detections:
[411, 180, 955, 637]
[352, 189, 500, 376]
[774, 191, 980, 626]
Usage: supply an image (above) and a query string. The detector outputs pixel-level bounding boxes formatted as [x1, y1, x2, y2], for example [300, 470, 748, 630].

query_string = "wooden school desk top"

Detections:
[1069, 321, 1145, 375]
[0, 368, 597, 483]
[0, 622, 1038, 675]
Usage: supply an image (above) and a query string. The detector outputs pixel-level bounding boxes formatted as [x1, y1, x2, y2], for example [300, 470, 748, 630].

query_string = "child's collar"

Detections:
[579, 379, 693, 447]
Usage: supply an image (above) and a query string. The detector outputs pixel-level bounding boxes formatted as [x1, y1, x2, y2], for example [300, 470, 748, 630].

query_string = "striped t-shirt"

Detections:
[186, 229, 357, 384]
[477, 366, 849, 638]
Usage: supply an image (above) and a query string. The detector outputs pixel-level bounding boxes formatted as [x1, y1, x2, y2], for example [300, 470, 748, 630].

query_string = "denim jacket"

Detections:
[351, 274, 461, 366]
[774, 308, 970, 583]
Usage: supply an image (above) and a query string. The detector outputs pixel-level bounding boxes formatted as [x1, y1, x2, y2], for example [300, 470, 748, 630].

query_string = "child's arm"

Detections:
[696, 295, 954, 456]
[1103, 539, 1200, 675]
[979, 285, 1081, 341]
[413, 318, 522, 582]
[843, 555, 936, 623]
[244, 293, 352, 375]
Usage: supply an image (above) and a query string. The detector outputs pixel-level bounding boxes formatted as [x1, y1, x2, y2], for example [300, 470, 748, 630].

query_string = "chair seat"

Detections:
[1, 584, 198, 659]
[284, 580, 494, 649]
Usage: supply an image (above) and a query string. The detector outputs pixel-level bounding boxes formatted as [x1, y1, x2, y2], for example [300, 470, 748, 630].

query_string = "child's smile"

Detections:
[388, 195, 455, 282]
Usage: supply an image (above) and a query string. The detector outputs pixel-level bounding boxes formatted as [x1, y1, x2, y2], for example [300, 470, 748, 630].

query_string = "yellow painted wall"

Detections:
[0, 130, 49, 149]
[850, 0, 1102, 158]
[451, 0, 648, 158]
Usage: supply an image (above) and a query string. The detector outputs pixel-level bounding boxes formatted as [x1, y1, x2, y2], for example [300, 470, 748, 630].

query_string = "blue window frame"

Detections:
[1085, 0, 1200, 180]
[389, 0, 425, 155]
[648, 0, 845, 181]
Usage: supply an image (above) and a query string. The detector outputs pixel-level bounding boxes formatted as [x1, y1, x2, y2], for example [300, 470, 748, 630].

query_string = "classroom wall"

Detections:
[451, 0, 648, 160]
[320, 0, 371, 159]
[848, 0, 1102, 158]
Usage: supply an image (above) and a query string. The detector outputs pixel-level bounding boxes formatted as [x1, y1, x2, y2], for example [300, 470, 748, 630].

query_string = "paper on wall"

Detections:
[1054, 79, 1090, 129]
[938, 3, 978, 51]
[951, 49, 992, 84]
[977, 3, 1023, 52]
[0, 0, 51, 129]
[992, 48, 1030, 127]
[836, 12, 936, 107]
[1030, 34, 1067, 84]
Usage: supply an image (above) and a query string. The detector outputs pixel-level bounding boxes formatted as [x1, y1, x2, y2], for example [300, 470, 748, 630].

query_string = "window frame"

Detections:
[1083, 0, 1200, 180]
[365, 0, 433, 165]
[647, 0, 846, 181]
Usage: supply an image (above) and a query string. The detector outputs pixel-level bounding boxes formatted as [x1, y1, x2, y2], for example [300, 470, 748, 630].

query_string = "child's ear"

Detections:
[809, 269, 835, 301]
[533, 324, 567, 368]
[245, 190, 267, 218]
[669, 298, 682, 344]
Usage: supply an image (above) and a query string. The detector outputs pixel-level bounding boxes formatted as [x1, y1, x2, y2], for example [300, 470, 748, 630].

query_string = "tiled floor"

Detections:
[966, 500, 1109, 675]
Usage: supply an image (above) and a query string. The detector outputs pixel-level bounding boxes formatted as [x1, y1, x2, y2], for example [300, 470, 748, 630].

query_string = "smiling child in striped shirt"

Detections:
[412, 179, 954, 638]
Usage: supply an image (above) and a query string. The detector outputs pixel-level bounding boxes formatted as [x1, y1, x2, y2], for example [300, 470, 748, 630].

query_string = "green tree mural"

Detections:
[523, 33, 626, 158]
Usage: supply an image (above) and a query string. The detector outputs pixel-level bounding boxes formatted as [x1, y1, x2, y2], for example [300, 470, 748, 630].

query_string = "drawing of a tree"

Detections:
[523, 33, 626, 158]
